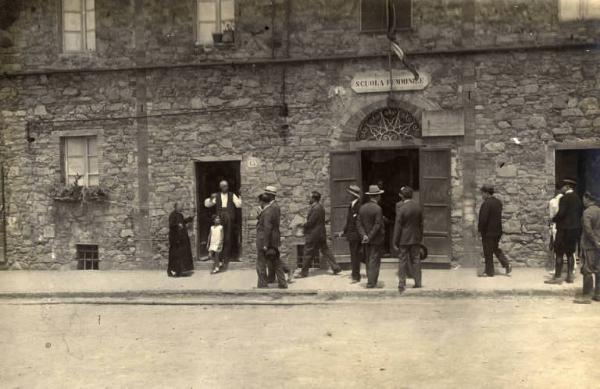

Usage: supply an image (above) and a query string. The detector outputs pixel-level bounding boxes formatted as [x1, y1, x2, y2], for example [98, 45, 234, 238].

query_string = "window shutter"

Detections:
[361, 0, 387, 32]
[85, 0, 96, 51]
[393, 0, 412, 30]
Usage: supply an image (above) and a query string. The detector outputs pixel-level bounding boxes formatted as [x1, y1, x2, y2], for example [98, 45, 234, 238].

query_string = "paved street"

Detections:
[1, 297, 599, 389]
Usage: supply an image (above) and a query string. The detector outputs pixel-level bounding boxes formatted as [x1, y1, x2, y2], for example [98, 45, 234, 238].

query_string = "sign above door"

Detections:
[351, 70, 430, 94]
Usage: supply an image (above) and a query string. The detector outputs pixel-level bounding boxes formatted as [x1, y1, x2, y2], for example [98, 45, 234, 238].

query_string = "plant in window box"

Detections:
[82, 185, 109, 202]
[222, 24, 234, 44]
[53, 173, 108, 203]
[212, 31, 223, 44]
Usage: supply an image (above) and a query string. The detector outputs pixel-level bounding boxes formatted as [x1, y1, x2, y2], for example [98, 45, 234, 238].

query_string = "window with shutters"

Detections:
[360, 0, 412, 32]
[196, 0, 235, 45]
[559, 0, 600, 21]
[62, 136, 99, 187]
[62, 0, 96, 52]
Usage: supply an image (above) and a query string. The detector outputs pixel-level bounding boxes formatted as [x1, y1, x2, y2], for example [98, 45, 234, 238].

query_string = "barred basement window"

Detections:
[62, 0, 96, 52]
[76, 244, 99, 270]
[62, 136, 99, 186]
[196, 0, 235, 45]
[356, 107, 421, 141]
[360, 0, 412, 32]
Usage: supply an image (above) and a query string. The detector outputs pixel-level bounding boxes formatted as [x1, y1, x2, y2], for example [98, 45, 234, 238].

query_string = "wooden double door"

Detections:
[330, 147, 452, 266]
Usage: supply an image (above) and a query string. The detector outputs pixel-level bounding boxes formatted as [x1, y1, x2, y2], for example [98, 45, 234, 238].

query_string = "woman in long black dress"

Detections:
[168, 202, 194, 277]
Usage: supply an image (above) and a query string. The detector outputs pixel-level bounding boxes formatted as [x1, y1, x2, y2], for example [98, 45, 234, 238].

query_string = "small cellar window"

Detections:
[76, 244, 99, 270]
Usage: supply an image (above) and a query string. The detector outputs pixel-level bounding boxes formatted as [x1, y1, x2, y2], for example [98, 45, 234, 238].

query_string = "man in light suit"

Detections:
[298, 191, 342, 278]
[256, 186, 287, 289]
[393, 186, 424, 292]
[357, 185, 386, 288]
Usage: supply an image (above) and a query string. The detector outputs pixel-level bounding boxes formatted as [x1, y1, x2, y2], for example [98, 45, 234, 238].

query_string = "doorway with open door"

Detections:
[555, 148, 600, 199]
[330, 147, 452, 267]
[195, 160, 242, 261]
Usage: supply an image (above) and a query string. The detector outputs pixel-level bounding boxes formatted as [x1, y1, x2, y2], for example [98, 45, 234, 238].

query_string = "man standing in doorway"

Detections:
[298, 191, 342, 278]
[547, 179, 583, 284]
[478, 184, 512, 277]
[342, 185, 363, 283]
[579, 192, 600, 302]
[204, 180, 242, 271]
[256, 186, 286, 289]
[393, 186, 424, 292]
[357, 185, 385, 288]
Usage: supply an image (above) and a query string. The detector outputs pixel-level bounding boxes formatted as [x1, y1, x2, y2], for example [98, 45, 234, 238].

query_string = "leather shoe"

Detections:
[333, 268, 342, 275]
[566, 277, 574, 284]
[506, 264, 512, 275]
[545, 278, 563, 285]
[398, 287, 405, 293]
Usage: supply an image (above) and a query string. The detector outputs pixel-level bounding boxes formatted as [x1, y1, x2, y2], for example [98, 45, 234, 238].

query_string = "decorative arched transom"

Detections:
[356, 107, 421, 141]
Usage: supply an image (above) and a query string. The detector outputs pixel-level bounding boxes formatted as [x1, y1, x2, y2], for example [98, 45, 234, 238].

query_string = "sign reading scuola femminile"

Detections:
[351, 70, 430, 93]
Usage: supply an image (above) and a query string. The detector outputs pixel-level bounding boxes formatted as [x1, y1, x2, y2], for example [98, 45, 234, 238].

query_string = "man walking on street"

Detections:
[579, 192, 600, 302]
[342, 185, 363, 283]
[393, 186, 423, 292]
[478, 184, 512, 277]
[298, 191, 342, 278]
[357, 185, 385, 288]
[547, 179, 583, 284]
[255, 186, 287, 289]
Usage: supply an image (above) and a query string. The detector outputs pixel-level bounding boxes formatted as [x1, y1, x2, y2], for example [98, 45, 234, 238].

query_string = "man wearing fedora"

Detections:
[547, 178, 583, 284]
[298, 191, 342, 278]
[342, 185, 363, 283]
[478, 184, 512, 277]
[393, 186, 424, 291]
[255, 186, 287, 289]
[579, 191, 600, 302]
[357, 185, 386, 288]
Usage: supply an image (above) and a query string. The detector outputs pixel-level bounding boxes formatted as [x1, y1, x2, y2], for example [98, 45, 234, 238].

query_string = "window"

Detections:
[361, 0, 412, 32]
[63, 136, 98, 186]
[62, 0, 96, 52]
[559, 0, 600, 21]
[196, 0, 235, 45]
[76, 244, 99, 270]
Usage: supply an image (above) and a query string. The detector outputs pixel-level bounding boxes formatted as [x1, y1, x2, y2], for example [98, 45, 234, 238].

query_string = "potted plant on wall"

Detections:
[52, 173, 109, 203]
[222, 24, 234, 44]
[212, 31, 223, 44]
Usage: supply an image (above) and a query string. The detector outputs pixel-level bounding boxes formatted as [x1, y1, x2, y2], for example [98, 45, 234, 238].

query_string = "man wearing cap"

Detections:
[548, 179, 583, 284]
[478, 184, 512, 277]
[255, 186, 287, 288]
[204, 180, 242, 270]
[298, 191, 342, 278]
[342, 185, 363, 283]
[393, 186, 424, 291]
[357, 185, 386, 288]
[579, 192, 600, 302]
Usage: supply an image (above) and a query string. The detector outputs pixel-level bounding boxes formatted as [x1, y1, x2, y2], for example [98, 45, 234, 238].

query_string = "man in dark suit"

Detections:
[256, 186, 287, 289]
[342, 185, 363, 283]
[357, 185, 385, 288]
[393, 186, 424, 292]
[298, 191, 342, 278]
[547, 179, 583, 284]
[478, 184, 512, 277]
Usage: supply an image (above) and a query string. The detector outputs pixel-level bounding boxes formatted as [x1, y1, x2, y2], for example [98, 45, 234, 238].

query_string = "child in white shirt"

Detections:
[207, 215, 224, 274]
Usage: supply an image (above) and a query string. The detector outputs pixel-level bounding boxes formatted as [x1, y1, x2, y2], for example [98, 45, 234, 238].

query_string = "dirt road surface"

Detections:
[1, 297, 598, 388]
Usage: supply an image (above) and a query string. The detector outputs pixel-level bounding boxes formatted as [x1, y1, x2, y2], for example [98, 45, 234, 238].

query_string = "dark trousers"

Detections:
[256, 248, 286, 288]
[267, 260, 290, 283]
[398, 244, 421, 288]
[365, 244, 383, 287]
[349, 239, 363, 281]
[555, 228, 580, 279]
[581, 249, 600, 297]
[218, 209, 238, 267]
[209, 250, 220, 270]
[482, 235, 509, 276]
[301, 240, 341, 276]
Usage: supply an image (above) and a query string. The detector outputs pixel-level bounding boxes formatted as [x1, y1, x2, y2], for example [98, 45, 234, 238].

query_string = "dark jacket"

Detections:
[582, 200, 600, 250]
[357, 200, 385, 245]
[256, 202, 281, 249]
[304, 202, 327, 244]
[343, 199, 361, 242]
[393, 200, 423, 246]
[478, 196, 503, 237]
[553, 191, 583, 231]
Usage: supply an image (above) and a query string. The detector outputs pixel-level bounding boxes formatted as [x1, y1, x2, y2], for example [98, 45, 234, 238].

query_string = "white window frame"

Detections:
[559, 0, 600, 21]
[195, 0, 235, 45]
[63, 136, 98, 187]
[62, 0, 96, 53]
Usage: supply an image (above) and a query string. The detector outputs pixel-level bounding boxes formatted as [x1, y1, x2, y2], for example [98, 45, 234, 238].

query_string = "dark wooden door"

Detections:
[330, 151, 361, 258]
[419, 148, 451, 265]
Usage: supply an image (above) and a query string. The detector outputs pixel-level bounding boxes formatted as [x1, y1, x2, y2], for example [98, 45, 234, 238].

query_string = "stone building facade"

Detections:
[1, 0, 599, 270]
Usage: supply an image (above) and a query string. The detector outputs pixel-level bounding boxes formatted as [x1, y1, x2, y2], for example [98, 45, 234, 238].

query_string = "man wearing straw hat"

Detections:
[255, 186, 287, 289]
[357, 184, 386, 288]
[342, 185, 363, 283]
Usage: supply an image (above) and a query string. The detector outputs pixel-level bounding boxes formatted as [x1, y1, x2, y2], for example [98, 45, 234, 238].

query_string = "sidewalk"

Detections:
[0, 266, 581, 301]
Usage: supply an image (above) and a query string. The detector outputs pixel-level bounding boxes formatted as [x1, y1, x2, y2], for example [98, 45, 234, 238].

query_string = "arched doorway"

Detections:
[329, 106, 452, 267]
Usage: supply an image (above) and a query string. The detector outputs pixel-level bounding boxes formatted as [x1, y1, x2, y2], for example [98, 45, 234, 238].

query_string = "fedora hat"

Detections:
[366, 185, 384, 195]
[480, 184, 494, 195]
[264, 185, 278, 196]
[562, 178, 577, 186]
[346, 185, 361, 198]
